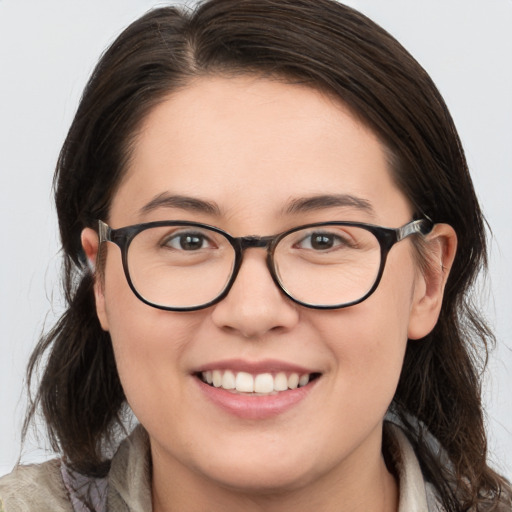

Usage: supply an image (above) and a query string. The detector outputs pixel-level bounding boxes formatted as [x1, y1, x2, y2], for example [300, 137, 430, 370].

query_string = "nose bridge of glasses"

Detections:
[228, 234, 283, 302]
[237, 235, 275, 251]
[232, 235, 277, 282]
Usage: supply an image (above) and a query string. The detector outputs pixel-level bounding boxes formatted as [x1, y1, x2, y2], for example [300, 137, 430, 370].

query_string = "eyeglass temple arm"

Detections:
[98, 220, 111, 243]
[397, 218, 434, 241]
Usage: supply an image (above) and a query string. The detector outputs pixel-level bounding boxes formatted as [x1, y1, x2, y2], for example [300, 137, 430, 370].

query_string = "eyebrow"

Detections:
[140, 193, 221, 216]
[140, 192, 374, 219]
[284, 194, 375, 215]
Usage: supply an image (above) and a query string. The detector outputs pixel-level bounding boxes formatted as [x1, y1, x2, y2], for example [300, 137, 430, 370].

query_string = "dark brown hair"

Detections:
[24, 1, 510, 509]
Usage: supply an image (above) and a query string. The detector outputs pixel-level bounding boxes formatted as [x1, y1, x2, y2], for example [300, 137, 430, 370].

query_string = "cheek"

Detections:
[317, 303, 409, 389]
[314, 253, 417, 404]
[99, 252, 201, 416]
[102, 247, 196, 350]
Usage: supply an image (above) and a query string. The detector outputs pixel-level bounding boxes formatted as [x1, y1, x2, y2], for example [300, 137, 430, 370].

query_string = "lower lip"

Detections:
[195, 377, 318, 420]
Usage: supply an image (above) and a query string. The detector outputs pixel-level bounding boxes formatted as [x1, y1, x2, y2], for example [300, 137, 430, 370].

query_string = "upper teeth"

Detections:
[201, 370, 311, 394]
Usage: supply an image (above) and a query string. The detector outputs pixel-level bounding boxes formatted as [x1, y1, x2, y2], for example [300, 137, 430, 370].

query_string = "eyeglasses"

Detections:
[97, 218, 433, 311]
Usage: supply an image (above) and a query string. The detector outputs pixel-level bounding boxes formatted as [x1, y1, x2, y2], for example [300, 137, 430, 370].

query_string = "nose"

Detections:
[210, 250, 300, 338]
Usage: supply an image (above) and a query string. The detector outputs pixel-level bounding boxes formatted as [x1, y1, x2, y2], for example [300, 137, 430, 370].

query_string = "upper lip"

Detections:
[194, 358, 320, 375]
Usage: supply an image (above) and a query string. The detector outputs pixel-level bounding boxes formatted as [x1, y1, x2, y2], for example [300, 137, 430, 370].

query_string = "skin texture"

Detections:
[82, 76, 456, 512]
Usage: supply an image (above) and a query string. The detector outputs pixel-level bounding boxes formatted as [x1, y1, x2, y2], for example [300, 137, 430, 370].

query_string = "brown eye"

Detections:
[296, 232, 346, 251]
[310, 233, 336, 250]
[163, 232, 211, 251]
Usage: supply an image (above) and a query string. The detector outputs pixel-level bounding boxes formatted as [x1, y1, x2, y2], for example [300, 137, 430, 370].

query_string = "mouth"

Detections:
[196, 370, 321, 396]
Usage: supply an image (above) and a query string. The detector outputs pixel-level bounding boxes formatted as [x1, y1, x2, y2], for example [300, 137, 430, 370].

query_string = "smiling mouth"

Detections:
[196, 370, 321, 395]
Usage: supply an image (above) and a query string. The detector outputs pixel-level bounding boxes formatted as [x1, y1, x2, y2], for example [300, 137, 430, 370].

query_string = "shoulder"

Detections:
[0, 459, 72, 512]
[385, 421, 512, 511]
[0, 426, 150, 512]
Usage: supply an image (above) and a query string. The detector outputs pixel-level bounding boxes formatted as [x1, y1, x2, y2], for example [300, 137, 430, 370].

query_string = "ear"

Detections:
[81, 228, 110, 331]
[407, 223, 457, 340]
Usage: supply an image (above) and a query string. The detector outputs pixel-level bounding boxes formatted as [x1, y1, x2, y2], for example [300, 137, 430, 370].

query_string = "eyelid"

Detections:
[296, 226, 353, 240]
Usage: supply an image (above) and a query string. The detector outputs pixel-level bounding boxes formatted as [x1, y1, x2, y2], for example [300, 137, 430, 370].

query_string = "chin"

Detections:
[190, 442, 328, 495]
[206, 464, 316, 496]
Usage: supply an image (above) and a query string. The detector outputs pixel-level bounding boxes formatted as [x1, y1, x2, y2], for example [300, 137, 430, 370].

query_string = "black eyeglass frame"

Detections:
[97, 218, 433, 311]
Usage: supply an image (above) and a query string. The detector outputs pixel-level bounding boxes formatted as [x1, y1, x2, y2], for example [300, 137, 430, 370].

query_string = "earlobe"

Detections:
[407, 223, 457, 340]
[81, 228, 110, 331]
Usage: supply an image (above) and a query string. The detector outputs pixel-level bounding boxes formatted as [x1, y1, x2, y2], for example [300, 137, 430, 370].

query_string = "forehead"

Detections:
[111, 75, 411, 228]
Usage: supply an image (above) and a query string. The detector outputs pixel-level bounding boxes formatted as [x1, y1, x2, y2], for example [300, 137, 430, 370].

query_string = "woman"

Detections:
[0, 0, 509, 510]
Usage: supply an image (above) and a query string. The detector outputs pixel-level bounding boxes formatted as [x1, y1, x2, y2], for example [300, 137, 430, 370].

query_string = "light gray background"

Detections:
[1, 0, 511, 478]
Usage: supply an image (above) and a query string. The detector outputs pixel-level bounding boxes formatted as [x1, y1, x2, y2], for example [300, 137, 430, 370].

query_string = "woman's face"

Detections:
[83, 76, 448, 501]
